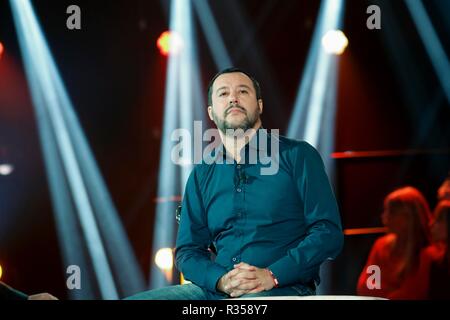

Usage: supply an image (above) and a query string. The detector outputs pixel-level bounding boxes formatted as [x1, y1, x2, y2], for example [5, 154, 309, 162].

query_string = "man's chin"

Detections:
[226, 120, 248, 130]
[215, 116, 258, 134]
[223, 123, 254, 135]
[226, 113, 245, 121]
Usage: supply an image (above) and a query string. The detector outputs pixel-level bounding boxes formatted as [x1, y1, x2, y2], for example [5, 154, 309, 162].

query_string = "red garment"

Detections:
[357, 234, 436, 300]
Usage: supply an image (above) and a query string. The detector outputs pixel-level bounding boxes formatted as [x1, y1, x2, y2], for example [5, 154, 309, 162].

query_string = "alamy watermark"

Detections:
[66, 5, 81, 30]
[66, 265, 81, 290]
[366, 5, 381, 30]
[171, 121, 280, 175]
[65, 5, 380, 31]
[366, 264, 381, 290]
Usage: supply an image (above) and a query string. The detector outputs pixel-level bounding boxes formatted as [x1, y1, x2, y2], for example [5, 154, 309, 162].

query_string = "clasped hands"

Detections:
[216, 262, 275, 298]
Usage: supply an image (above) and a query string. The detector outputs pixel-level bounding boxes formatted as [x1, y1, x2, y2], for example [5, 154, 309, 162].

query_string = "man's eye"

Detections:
[219, 92, 227, 97]
[240, 90, 248, 94]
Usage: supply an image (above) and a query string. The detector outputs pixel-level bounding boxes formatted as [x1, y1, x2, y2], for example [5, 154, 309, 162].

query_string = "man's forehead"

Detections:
[213, 72, 253, 90]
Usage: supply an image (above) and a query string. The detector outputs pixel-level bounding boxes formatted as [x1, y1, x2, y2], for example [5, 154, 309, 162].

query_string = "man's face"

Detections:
[208, 72, 263, 134]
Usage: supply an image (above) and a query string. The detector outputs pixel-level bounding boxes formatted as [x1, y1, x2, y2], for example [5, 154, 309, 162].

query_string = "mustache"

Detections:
[225, 105, 246, 116]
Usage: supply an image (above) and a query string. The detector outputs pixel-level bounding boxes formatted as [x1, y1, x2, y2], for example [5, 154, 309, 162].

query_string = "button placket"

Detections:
[233, 163, 244, 267]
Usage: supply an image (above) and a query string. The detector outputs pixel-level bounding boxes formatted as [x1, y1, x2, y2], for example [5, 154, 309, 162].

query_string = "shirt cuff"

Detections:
[268, 256, 316, 287]
[205, 263, 228, 293]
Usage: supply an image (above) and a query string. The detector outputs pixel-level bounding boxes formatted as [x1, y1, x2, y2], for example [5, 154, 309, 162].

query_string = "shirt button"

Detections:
[232, 257, 237, 262]
[236, 188, 242, 193]
[237, 165, 241, 169]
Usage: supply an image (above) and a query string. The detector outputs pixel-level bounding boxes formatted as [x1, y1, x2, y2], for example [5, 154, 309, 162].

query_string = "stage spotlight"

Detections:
[0, 42, 4, 58]
[155, 248, 174, 271]
[157, 31, 184, 56]
[322, 30, 348, 55]
[0, 164, 14, 176]
[0, 264, 3, 280]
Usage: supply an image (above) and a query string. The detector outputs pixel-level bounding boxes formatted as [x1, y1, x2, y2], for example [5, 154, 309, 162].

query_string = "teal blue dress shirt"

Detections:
[175, 129, 343, 299]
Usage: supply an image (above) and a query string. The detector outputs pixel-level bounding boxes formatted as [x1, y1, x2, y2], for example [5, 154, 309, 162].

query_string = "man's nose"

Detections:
[228, 93, 238, 104]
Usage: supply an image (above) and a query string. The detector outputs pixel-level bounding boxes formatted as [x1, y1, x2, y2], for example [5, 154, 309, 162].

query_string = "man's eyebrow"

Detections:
[215, 86, 229, 93]
[237, 84, 252, 90]
[215, 84, 252, 93]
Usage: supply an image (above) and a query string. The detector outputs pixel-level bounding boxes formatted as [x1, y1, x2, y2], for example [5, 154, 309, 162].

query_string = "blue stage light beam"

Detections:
[179, 0, 195, 186]
[24, 62, 98, 299]
[150, 0, 207, 288]
[192, 0, 232, 70]
[288, 0, 345, 149]
[286, 0, 346, 295]
[45, 33, 145, 298]
[404, 0, 450, 105]
[150, 0, 183, 288]
[10, 0, 118, 299]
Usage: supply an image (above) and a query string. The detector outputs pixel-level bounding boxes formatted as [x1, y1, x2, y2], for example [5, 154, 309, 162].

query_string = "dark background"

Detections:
[0, 0, 449, 298]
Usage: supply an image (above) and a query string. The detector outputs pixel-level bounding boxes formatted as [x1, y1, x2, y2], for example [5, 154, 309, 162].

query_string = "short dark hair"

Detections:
[207, 67, 262, 106]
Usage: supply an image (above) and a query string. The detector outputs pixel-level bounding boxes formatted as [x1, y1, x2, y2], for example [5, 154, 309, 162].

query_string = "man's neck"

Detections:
[219, 122, 262, 163]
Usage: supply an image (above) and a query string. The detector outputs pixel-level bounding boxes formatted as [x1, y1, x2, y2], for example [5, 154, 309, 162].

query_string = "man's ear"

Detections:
[258, 99, 263, 114]
[207, 106, 214, 121]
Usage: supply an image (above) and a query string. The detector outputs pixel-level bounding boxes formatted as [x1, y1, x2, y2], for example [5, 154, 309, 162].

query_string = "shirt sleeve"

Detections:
[268, 142, 344, 286]
[175, 166, 228, 293]
[0, 282, 29, 300]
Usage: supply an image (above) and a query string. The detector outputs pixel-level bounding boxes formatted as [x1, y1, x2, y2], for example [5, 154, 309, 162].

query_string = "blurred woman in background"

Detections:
[357, 186, 432, 299]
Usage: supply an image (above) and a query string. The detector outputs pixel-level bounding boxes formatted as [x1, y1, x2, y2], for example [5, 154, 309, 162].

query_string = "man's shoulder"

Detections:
[275, 134, 318, 155]
[189, 162, 213, 181]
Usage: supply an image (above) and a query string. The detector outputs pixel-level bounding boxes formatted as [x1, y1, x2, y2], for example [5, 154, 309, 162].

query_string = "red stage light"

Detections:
[157, 31, 170, 56]
[157, 31, 183, 57]
[0, 42, 4, 58]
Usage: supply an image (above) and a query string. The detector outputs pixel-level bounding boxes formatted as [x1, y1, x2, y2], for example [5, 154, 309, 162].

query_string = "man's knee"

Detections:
[124, 284, 206, 300]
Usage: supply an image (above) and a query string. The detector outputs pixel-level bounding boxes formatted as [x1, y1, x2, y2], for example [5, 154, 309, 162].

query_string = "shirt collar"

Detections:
[211, 127, 271, 163]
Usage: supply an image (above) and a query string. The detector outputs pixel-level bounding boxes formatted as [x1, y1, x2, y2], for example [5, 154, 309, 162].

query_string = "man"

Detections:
[127, 67, 343, 300]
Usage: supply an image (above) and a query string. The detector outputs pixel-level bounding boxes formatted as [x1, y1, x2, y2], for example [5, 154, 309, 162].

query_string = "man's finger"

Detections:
[224, 277, 242, 292]
[246, 285, 265, 294]
[232, 270, 257, 280]
[223, 267, 259, 293]
[233, 280, 260, 291]
[226, 267, 254, 281]
[234, 263, 256, 271]
[230, 284, 264, 298]
[226, 268, 244, 278]
[233, 262, 250, 268]
[229, 278, 244, 289]
[229, 289, 247, 298]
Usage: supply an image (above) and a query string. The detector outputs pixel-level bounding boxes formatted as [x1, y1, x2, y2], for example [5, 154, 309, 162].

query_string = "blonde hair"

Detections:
[384, 186, 432, 277]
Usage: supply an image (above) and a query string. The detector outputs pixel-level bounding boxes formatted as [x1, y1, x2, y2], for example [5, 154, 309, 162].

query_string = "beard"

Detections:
[212, 105, 260, 135]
